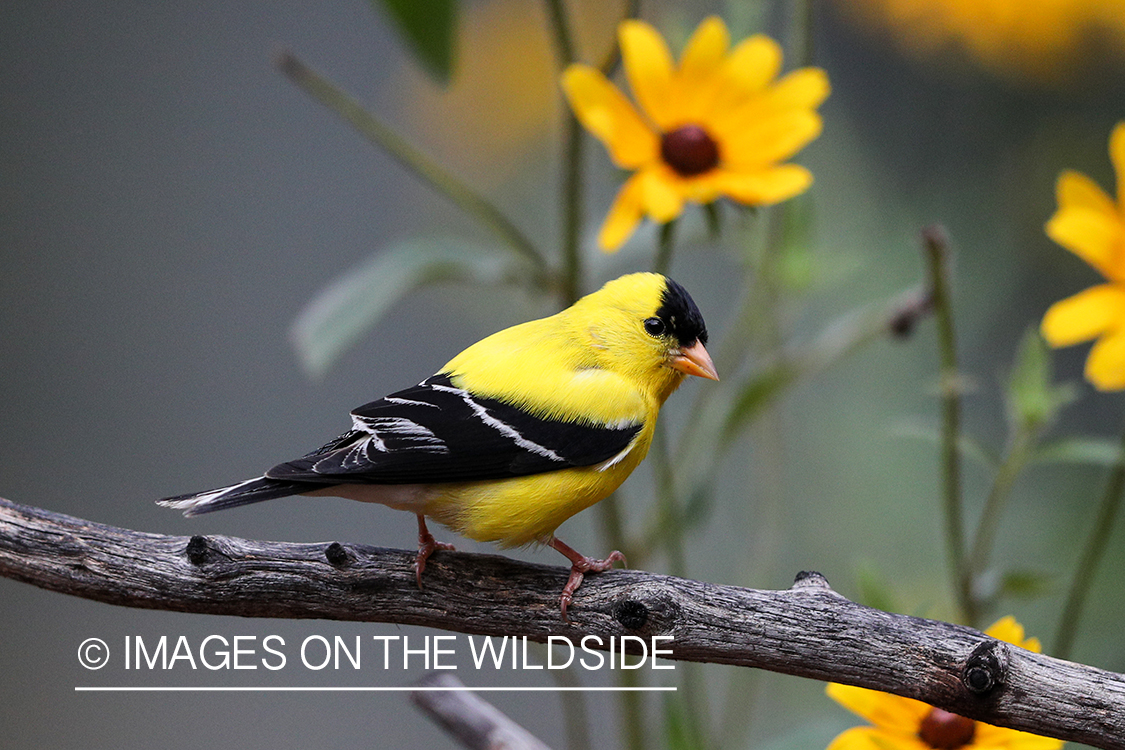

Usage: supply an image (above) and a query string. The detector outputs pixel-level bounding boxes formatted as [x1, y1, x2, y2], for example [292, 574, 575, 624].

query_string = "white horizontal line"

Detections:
[75, 686, 677, 693]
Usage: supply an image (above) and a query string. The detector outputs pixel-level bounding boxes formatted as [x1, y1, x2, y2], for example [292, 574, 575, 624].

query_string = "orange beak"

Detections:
[668, 339, 719, 381]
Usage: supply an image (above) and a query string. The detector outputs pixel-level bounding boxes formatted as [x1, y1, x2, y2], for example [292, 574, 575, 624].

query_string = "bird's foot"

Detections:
[549, 537, 626, 622]
[415, 515, 455, 589]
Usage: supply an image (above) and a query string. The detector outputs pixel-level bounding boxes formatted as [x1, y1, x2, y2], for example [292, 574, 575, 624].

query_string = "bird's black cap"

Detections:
[656, 278, 708, 348]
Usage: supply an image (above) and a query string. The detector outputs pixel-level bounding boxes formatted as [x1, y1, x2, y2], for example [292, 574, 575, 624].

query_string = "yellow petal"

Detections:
[693, 35, 783, 126]
[720, 34, 782, 95]
[672, 16, 730, 121]
[1040, 284, 1125, 347]
[826, 725, 925, 750]
[716, 163, 813, 205]
[597, 173, 645, 252]
[710, 69, 828, 147]
[561, 65, 658, 169]
[1111, 121, 1125, 207]
[983, 616, 1031, 649]
[679, 170, 726, 204]
[770, 66, 832, 110]
[679, 16, 729, 80]
[1045, 205, 1125, 280]
[826, 683, 932, 735]
[639, 167, 684, 222]
[1056, 170, 1115, 217]
[975, 722, 1064, 750]
[721, 110, 823, 167]
[620, 20, 675, 129]
[1087, 328, 1125, 390]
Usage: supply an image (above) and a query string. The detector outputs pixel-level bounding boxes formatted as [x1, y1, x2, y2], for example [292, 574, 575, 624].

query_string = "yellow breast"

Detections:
[422, 419, 653, 547]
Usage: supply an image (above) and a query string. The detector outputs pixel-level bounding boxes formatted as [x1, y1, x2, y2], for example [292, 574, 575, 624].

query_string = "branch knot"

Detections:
[613, 599, 649, 630]
[185, 535, 210, 566]
[962, 639, 1009, 697]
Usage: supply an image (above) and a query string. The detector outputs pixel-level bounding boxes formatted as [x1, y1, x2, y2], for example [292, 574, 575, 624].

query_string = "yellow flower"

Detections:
[561, 16, 829, 251]
[835, 0, 1125, 85]
[1041, 121, 1125, 391]
[825, 617, 1063, 750]
[402, 0, 621, 187]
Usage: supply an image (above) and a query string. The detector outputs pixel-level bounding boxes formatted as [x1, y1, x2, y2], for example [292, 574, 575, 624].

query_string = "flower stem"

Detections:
[922, 226, 970, 622]
[544, 0, 585, 305]
[791, 0, 816, 67]
[1054, 424, 1125, 659]
[276, 51, 546, 271]
[654, 220, 677, 276]
[963, 424, 1036, 624]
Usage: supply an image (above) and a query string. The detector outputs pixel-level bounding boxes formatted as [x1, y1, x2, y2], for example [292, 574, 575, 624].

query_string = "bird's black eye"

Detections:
[643, 317, 666, 337]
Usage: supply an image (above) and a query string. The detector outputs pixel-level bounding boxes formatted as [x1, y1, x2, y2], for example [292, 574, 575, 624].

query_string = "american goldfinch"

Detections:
[160, 272, 717, 618]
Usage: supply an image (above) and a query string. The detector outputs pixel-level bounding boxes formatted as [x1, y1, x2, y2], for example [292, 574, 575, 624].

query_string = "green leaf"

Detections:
[1005, 327, 1077, 430]
[372, 0, 457, 84]
[290, 237, 514, 378]
[1034, 436, 1125, 466]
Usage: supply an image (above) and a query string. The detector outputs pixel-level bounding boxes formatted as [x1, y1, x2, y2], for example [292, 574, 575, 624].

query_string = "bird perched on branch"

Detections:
[159, 272, 718, 618]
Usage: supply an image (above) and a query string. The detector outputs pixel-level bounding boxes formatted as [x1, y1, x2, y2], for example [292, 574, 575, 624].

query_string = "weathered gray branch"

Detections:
[2, 496, 1122, 748]
[411, 673, 554, 750]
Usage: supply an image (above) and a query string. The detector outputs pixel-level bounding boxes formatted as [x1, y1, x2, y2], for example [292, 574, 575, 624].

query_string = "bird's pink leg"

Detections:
[548, 537, 626, 621]
[415, 514, 454, 589]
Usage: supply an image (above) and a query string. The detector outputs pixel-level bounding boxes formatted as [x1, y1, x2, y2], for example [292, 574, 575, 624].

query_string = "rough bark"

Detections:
[2, 496, 1122, 748]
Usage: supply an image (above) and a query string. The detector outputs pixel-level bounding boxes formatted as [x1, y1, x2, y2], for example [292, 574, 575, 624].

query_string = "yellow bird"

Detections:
[160, 272, 718, 618]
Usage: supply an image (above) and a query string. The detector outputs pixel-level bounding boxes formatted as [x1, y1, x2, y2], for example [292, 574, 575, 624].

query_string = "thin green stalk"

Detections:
[559, 117, 585, 304]
[922, 226, 970, 622]
[1054, 424, 1125, 659]
[791, 0, 816, 67]
[654, 221, 677, 276]
[277, 52, 545, 271]
[544, 0, 585, 305]
[963, 424, 1036, 624]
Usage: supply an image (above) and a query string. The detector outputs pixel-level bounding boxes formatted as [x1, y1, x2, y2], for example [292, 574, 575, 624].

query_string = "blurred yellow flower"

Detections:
[561, 16, 829, 251]
[825, 617, 1062, 750]
[836, 0, 1125, 84]
[1041, 122, 1125, 391]
[402, 0, 618, 187]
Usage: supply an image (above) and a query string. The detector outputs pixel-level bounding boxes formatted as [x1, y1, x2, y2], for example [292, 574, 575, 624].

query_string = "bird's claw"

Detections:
[415, 531, 455, 589]
[558, 549, 626, 622]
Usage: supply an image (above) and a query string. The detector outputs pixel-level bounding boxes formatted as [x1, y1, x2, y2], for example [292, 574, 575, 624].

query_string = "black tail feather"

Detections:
[157, 476, 313, 517]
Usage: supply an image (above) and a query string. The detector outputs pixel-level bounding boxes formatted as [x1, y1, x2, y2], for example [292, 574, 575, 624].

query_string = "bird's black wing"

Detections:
[265, 374, 642, 485]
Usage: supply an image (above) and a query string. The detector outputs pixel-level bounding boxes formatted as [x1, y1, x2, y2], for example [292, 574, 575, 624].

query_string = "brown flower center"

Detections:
[660, 125, 720, 177]
[918, 708, 976, 750]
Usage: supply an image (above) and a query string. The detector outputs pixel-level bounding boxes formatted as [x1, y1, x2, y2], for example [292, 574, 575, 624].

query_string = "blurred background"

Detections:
[3, 0, 1125, 748]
